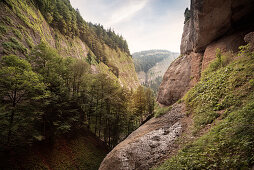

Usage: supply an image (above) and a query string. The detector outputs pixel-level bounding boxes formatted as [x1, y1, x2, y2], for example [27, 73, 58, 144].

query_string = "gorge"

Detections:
[100, 0, 254, 169]
[0, 0, 254, 169]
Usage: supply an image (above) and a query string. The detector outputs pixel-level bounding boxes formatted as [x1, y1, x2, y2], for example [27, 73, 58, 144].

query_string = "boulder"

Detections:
[99, 103, 185, 170]
[244, 32, 254, 51]
[157, 52, 203, 106]
[157, 55, 191, 106]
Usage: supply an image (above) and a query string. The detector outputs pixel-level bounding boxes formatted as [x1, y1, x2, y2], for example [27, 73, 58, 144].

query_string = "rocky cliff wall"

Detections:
[158, 0, 254, 106]
[0, 0, 139, 89]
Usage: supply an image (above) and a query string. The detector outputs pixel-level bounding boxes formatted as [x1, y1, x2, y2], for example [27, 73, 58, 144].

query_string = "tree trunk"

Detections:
[7, 90, 17, 146]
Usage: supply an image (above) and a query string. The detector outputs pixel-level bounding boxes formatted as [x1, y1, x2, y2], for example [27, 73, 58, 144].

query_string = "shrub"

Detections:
[2, 38, 28, 54]
[0, 24, 8, 34]
[239, 44, 254, 59]
[249, 79, 254, 87]
[154, 104, 172, 117]
[12, 28, 23, 39]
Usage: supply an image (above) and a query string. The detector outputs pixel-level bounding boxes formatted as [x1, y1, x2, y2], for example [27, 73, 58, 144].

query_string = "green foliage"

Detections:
[186, 49, 253, 132]
[156, 45, 254, 169]
[2, 37, 27, 54]
[249, 79, 254, 87]
[2, 132, 108, 170]
[2, 16, 14, 26]
[12, 27, 23, 39]
[239, 44, 254, 59]
[33, 0, 130, 56]
[133, 50, 175, 73]
[0, 42, 154, 153]
[148, 76, 163, 94]
[156, 101, 254, 170]
[0, 24, 8, 35]
[206, 49, 234, 73]
[154, 103, 172, 118]
[0, 55, 47, 148]
[25, 33, 34, 48]
[184, 8, 191, 24]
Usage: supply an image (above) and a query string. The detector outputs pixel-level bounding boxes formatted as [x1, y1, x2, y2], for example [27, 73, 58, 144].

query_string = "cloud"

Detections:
[69, 0, 190, 53]
[106, 0, 149, 26]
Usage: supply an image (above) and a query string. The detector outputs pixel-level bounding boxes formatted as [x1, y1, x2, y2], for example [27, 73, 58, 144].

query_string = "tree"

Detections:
[184, 8, 191, 24]
[0, 55, 47, 148]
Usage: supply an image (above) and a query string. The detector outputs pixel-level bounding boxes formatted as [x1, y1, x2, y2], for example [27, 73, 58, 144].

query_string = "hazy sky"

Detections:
[70, 0, 190, 53]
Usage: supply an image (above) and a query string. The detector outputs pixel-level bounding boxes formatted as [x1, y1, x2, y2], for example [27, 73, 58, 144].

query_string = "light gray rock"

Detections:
[99, 103, 185, 170]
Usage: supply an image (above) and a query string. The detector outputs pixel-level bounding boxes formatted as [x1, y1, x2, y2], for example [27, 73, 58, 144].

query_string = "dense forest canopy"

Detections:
[0, 0, 154, 152]
[33, 0, 130, 54]
[0, 43, 154, 150]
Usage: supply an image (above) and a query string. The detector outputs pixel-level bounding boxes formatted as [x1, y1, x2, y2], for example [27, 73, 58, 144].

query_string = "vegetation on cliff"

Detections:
[0, 0, 139, 89]
[133, 50, 177, 93]
[156, 45, 254, 169]
[0, 0, 153, 169]
[0, 42, 154, 151]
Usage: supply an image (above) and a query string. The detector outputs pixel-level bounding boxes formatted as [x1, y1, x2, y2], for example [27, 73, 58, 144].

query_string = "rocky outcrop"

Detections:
[181, 0, 254, 54]
[244, 32, 254, 50]
[158, 0, 254, 106]
[202, 31, 246, 70]
[157, 56, 191, 106]
[99, 103, 186, 170]
[157, 52, 202, 106]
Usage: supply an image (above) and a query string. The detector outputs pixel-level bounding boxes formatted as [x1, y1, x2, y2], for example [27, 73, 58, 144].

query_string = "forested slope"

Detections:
[0, 0, 154, 169]
[133, 50, 178, 93]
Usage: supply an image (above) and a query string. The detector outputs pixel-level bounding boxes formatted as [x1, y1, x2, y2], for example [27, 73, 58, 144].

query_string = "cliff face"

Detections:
[133, 50, 178, 93]
[99, 1, 254, 169]
[0, 0, 139, 89]
[158, 0, 254, 106]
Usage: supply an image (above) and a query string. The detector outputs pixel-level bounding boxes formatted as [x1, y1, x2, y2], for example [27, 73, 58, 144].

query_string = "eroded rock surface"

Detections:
[158, 0, 254, 106]
[99, 103, 185, 170]
[157, 56, 191, 106]
[244, 32, 254, 50]
[181, 0, 254, 54]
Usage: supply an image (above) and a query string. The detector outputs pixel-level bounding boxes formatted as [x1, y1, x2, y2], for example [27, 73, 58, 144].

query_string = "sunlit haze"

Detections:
[70, 0, 190, 53]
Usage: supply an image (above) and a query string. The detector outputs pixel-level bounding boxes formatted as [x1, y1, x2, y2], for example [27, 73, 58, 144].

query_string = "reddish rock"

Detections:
[202, 32, 246, 70]
[161, 0, 254, 106]
[244, 32, 254, 51]
[157, 52, 203, 106]
[180, 20, 193, 54]
[181, 0, 254, 54]
[157, 55, 191, 106]
[189, 52, 203, 87]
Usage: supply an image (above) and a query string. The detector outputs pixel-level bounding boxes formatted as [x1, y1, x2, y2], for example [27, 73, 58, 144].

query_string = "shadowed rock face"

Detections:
[157, 52, 203, 106]
[181, 0, 254, 54]
[158, 0, 254, 106]
[99, 1, 254, 170]
[99, 103, 185, 170]
[157, 56, 191, 106]
[244, 32, 254, 50]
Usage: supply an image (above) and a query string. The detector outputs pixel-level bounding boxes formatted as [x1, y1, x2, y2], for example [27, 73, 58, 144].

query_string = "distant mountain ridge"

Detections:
[132, 50, 179, 93]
